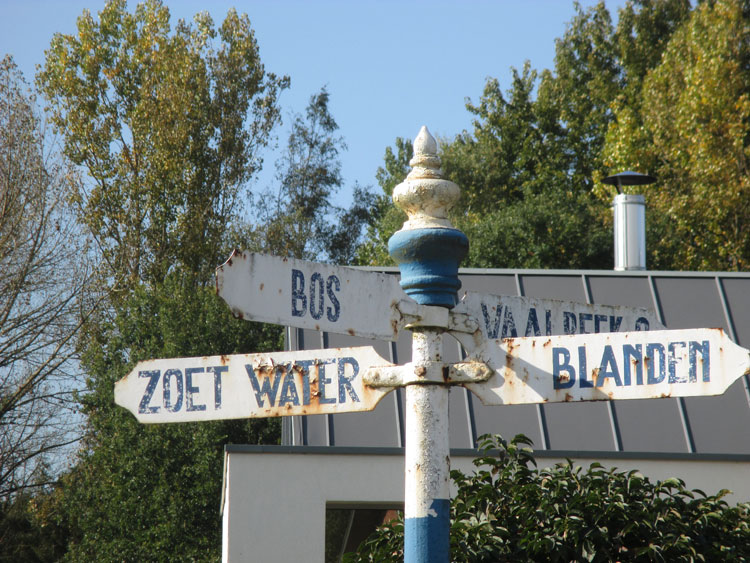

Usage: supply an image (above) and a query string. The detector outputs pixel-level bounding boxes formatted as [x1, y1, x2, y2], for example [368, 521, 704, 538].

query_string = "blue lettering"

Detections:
[481, 303, 501, 339]
[291, 269, 306, 317]
[689, 340, 710, 383]
[338, 357, 360, 403]
[246, 364, 282, 407]
[646, 343, 666, 384]
[668, 342, 687, 383]
[610, 315, 623, 332]
[594, 314, 608, 333]
[525, 308, 541, 337]
[623, 344, 643, 385]
[163, 368, 184, 412]
[553, 348, 575, 389]
[563, 312, 577, 334]
[207, 365, 228, 409]
[310, 272, 325, 320]
[598, 345, 622, 386]
[295, 360, 314, 405]
[501, 307, 517, 338]
[579, 346, 593, 387]
[185, 367, 206, 412]
[138, 370, 161, 414]
[635, 317, 650, 331]
[545, 310, 552, 336]
[318, 360, 336, 404]
[279, 365, 300, 407]
[326, 275, 341, 322]
[579, 313, 593, 334]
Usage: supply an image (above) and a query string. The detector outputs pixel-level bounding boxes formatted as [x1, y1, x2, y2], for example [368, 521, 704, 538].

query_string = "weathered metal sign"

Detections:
[465, 328, 750, 405]
[456, 291, 664, 339]
[216, 251, 408, 340]
[114, 347, 394, 423]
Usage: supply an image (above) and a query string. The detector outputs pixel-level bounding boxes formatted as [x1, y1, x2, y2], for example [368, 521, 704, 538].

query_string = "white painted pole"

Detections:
[404, 330, 451, 562]
[388, 127, 468, 562]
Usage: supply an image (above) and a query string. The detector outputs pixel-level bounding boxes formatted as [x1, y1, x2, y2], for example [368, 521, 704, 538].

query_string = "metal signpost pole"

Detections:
[387, 127, 469, 563]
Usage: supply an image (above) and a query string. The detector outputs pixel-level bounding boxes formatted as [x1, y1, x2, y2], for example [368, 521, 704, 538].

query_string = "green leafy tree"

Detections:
[252, 88, 377, 264]
[40, 278, 282, 562]
[603, 0, 750, 270]
[354, 136, 411, 265]
[38, 0, 288, 289]
[34, 1, 289, 559]
[360, 1, 693, 271]
[348, 435, 750, 562]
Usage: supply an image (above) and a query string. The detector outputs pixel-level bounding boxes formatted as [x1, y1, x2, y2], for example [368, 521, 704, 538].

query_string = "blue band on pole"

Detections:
[388, 228, 469, 307]
[404, 498, 451, 563]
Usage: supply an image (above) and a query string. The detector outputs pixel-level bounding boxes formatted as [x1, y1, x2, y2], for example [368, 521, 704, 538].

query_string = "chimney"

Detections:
[602, 171, 656, 271]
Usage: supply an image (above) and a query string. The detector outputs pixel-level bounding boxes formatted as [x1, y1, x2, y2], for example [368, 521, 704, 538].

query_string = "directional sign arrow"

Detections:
[455, 290, 664, 340]
[465, 328, 750, 405]
[216, 251, 409, 340]
[115, 346, 395, 423]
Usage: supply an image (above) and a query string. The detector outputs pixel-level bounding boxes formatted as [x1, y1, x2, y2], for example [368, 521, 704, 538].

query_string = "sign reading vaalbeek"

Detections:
[115, 347, 394, 423]
[457, 291, 664, 339]
[465, 328, 750, 406]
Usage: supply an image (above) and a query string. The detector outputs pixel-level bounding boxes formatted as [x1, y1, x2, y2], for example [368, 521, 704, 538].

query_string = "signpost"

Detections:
[461, 328, 749, 406]
[115, 347, 395, 423]
[458, 291, 664, 339]
[216, 250, 409, 341]
[114, 127, 750, 563]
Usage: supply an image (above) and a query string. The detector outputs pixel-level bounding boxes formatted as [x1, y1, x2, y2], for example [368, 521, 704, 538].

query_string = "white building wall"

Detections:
[222, 449, 750, 563]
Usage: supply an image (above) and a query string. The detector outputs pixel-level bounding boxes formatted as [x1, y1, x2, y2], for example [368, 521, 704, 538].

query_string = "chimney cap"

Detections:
[602, 170, 656, 188]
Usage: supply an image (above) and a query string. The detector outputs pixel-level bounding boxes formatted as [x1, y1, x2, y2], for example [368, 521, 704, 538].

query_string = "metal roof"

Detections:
[282, 269, 750, 456]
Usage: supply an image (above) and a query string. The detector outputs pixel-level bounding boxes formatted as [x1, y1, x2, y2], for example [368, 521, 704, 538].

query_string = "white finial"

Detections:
[392, 126, 461, 230]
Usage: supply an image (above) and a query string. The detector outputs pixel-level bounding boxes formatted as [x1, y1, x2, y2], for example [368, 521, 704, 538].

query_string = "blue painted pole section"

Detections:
[389, 228, 469, 307]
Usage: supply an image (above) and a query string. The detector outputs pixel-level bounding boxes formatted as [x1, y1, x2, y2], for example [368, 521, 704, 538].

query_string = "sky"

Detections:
[0, 0, 627, 207]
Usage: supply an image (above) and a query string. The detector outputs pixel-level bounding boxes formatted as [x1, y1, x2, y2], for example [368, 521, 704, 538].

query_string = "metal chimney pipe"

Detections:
[613, 193, 646, 270]
[602, 171, 656, 271]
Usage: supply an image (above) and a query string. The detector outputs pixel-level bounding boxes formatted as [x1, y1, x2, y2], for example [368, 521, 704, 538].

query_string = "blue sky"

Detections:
[0, 0, 627, 206]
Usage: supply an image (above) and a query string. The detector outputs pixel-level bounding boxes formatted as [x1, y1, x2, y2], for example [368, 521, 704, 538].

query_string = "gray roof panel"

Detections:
[283, 269, 750, 457]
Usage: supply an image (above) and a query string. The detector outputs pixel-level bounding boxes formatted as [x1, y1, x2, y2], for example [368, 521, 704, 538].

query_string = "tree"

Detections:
[39, 277, 282, 562]
[359, 1, 693, 271]
[348, 434, 750, 562]
[37, 0, 289, 289]
[251, 88, 378, 264]
[33, 2, 290, 559]
[603, 0, 750, 270]
[0, 56, 92, 503]
[354, 136, 411, 266]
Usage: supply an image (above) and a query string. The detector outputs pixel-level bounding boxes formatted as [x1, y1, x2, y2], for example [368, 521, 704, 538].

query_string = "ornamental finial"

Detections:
[392, 126, 461, 231]
[388, 127, 468, 308]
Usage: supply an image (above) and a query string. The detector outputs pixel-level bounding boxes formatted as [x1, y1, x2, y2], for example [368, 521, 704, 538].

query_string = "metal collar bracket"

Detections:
[364, 360, 492, 388]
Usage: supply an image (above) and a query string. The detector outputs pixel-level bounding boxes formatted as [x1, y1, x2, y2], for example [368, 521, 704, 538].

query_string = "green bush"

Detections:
[347, 435, 750, 562]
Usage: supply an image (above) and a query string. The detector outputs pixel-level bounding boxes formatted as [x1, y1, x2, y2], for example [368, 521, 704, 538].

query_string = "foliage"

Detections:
[348, 434, 750, 562]
[354, 136, 411, 265]
[0, 55, 93, 502]
[603, 0, 750, 270]
[31, 2, 290, 560]
[0, 492, 67, 562]
[37, 0, 288, 289]
[359, 0, 706, 271]
[251, 88, 378, 264]
[39, 275, 282, 562]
